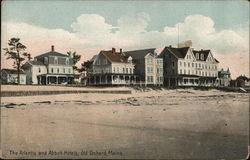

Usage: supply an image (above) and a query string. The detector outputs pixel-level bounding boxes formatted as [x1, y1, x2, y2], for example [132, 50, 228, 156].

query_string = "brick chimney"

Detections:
[51, 45, 55, 52]
[120, 48, 122, 53]
[169, 45, 172, 48]
[112, 48, 116, 53]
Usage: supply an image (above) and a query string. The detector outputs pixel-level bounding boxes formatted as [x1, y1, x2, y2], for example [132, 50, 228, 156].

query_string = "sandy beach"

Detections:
[1, 87, 249, 159]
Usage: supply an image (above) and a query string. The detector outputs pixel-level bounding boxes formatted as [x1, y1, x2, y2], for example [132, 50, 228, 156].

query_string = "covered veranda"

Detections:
[37, 74, 74, 85]
[87, 73, 140, 86]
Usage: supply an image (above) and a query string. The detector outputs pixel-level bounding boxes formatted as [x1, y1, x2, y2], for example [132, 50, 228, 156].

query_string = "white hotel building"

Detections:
[159, 46, 219, 87]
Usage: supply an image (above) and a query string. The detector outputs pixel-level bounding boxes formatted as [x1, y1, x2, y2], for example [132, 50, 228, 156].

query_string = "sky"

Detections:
[1, 0, 249, 78]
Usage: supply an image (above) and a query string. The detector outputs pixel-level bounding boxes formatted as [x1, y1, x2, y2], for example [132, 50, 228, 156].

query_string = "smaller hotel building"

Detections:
[87, 48, 138, 85]
[22, 46, 74, 85]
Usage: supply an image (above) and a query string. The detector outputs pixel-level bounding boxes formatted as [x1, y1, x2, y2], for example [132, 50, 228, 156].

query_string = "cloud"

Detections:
[1, 13, 249, 78]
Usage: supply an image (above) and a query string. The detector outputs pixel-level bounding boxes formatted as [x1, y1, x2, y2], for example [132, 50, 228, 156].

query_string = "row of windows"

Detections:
[147, 67, 163, 74]
[44, 57, 69, 65]
[50, 68, 72, 74]
[179, 69, 217, 77]
[179, 61, 217, 70]
[38, 67, 72, 74]
[146, 76, 163, 83]
[146, 58, 163, 65]
[113, 67, 133, 74]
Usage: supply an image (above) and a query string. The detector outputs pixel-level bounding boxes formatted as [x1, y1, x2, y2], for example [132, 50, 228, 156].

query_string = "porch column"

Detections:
[111, 75, 113, 85]
[57, 76, 59, 84]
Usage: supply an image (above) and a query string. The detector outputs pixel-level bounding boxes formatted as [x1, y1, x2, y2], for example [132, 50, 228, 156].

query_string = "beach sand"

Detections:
[1, 87, 249, 159]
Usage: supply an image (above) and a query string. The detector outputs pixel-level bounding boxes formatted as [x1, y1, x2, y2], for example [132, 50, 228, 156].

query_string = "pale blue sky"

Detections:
[2, 0, 249, 32]
[1, 0, 249, 78]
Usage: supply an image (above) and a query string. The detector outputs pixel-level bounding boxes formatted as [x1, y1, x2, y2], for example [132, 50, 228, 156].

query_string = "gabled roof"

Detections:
[160, 46, 190, 58]
[35, 51, 68, 58]
[100, 50, 130, 63]
[124, 48, 156, 59]
[1, 68, 26, 74]
[193, 50, 210, 61]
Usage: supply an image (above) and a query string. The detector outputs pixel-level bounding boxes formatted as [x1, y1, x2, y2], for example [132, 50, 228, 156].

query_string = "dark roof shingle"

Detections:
[160, 47, 190, 58]
[35, 51, 68, 58]
[124, 48, 156, 59]
[101, 50, 129, 63]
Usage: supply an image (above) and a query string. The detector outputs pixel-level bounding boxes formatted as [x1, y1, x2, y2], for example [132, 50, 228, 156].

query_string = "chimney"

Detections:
[28, 54, 32, 61]
[120, 48, 122, 53]
[51, 45, 54, 52]
[112, 48, 116, 53]
[169, 45, 172, 48]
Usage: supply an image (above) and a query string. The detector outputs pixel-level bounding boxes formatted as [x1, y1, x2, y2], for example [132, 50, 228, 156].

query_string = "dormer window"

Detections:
[66, 58, 69, 65]
[54, 57, 58, 64]
[128, 56, 132, 63]
[200, 54, 204, 60]
[44, 57, 48, 64]
[196, 53, 199, 59]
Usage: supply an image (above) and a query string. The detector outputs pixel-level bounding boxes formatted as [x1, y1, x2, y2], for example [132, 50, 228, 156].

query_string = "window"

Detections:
[157, 59, 162, 65]
[147, 76, 153, 82]
[200, 54, 204, 60]
[196, 53, 199, 59]
[123, 68, 125, 73]
[51, 68, 54, 73]
[38, 68, 41, 73]
[66, 58, 69, 65]
[54, 57, 58, 64]
[172, 61, 175, 67]
[68, 68, 71, 73]
[117, 67, 119, 73]
[184, 62, 186, 67]
[192, 63, 194, 67]
[147, 58, 153, 65]
[184, 69, 186, 74]
[188, 62, 190, 67]
[199, 63, 201, 68]
[188, 70, 190, 75]
[63, 68, 65, 73]
[57, 68, 59, 73]
[180, 69, 182, 74]
[179, 61, 182, 66]
[44, 57, 48, 64]
[113, 67, 116, 73]
[126, 68, 128, 73]
[130, 68, 132, 74]
[195, 63, 197, 68]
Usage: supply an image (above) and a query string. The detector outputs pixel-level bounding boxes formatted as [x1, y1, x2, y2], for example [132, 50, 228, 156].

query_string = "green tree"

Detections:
[67, 51, 81, 70]
[3, 38, 30, 84]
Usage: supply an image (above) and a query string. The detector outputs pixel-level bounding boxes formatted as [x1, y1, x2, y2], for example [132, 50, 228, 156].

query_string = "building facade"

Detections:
[124, 48, 163, 86]
[87, 48, 137, 85]
[218, 68, 231, 87]
[22, 46, 74, 85]
[159, 46, 219, 87]
[1, 69, 26, 84]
